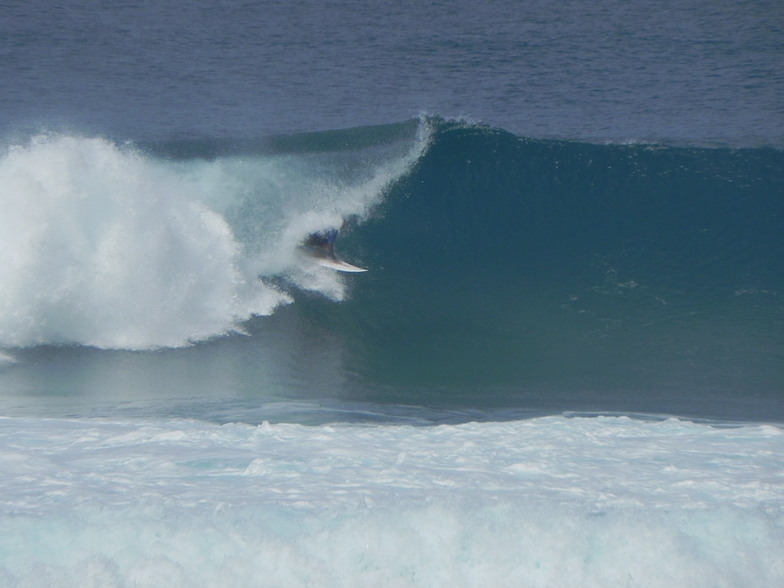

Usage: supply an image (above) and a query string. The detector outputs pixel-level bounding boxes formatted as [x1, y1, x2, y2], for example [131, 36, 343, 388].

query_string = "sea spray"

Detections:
[0, 135, 283, 349]
[0, 122, 429, 349]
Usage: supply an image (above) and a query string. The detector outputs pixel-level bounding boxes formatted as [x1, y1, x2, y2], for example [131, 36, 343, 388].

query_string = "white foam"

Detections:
[0, 128, 428, 349]
[0, 415, 781, 587]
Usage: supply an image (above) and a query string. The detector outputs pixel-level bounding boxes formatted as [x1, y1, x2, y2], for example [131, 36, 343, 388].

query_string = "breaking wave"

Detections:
[0, 120, 428, 349]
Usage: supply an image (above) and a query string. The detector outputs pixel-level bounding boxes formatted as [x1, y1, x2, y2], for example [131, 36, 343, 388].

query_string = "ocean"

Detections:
[1, 1, 782, 586]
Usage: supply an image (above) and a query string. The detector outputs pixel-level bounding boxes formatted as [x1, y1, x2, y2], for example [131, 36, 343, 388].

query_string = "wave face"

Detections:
[298, 120, 783, 404]
[0, 121, 427, 349]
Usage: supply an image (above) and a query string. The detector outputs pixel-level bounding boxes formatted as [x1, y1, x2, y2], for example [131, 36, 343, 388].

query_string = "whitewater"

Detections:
[0, 125, 428, 349]
[1, 415, 782, 587]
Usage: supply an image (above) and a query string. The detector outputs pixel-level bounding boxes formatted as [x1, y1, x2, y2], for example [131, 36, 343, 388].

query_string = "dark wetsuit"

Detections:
[304, 228, 339, 259]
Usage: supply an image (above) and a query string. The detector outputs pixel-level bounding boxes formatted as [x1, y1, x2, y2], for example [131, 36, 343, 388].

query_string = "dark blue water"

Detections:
[0, 0, 782, 423]
[3, 0, 782, 145]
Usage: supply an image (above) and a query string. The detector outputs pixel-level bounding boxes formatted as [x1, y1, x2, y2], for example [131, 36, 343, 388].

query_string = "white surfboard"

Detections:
[299, 247, 368, 272]
[312, 256, 368, 273]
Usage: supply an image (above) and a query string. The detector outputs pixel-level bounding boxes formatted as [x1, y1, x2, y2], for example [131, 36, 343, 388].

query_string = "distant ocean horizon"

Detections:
[1, 1, 782, 586]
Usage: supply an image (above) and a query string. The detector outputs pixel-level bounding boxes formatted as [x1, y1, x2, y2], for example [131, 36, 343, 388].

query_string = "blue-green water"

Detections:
[340, 123, 783, 398]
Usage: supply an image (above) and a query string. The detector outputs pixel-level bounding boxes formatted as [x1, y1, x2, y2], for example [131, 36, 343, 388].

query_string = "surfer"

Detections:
[301, 227, 367, 272]
[304, 228, 339, 260]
